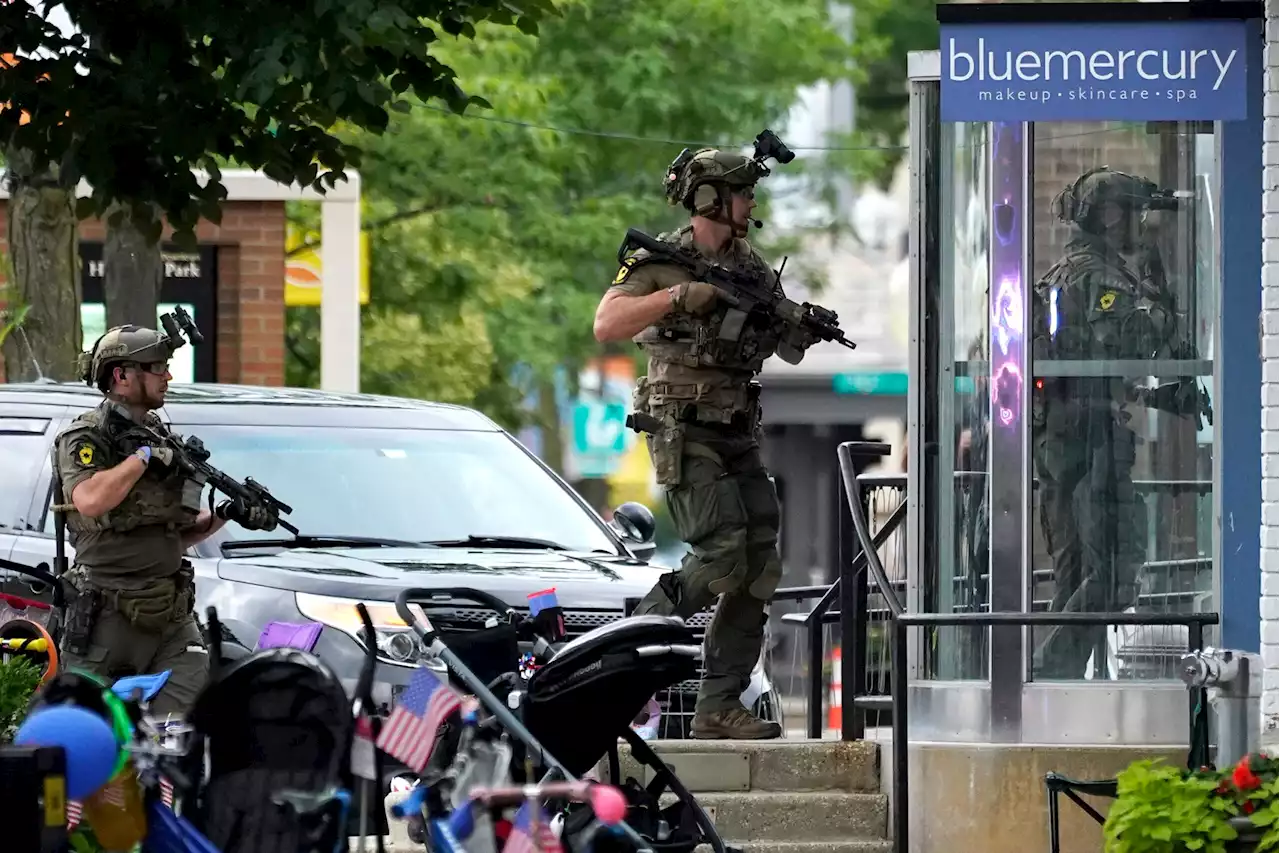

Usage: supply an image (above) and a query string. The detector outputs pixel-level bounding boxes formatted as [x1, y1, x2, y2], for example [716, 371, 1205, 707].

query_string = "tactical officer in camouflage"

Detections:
[592, 145, 819, 739]
[52, 325, 275, 718]
[1030, 166, 1207, 678]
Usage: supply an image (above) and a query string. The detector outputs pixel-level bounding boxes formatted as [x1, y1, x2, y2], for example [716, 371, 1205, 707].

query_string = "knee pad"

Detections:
[703, 538, 751, 597]
[746, 551, 783, 601]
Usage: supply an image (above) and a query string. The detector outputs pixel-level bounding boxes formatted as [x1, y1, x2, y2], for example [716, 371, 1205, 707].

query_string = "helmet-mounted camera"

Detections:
[159, 305, 204, 350]
[79, 307, 205, 388]
[750, 129, 795, 178]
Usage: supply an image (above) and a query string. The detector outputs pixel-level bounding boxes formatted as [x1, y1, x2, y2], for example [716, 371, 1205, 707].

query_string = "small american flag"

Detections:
[67, 775, 173, 830]
[375, 666, 462, 773]
[503, 802, 563, 853]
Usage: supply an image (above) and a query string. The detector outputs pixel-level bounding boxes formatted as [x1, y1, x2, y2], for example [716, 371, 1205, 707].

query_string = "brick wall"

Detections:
[1262, 0, 1279, 740]
[0, 200, 286, 386]
[1031, 122, 1162, 281]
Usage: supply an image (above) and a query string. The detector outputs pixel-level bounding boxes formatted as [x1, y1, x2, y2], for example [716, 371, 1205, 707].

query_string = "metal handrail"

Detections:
[771, 440, 899, 739]
[885, 611, 1218, 853]
[834, 440, 1221, 853]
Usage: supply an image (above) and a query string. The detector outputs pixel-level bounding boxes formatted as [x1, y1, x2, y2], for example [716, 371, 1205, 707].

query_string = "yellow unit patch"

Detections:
[1097, 291, 1117, 311]
[613, 258, 637, 285]
[76, 443, 94, 466]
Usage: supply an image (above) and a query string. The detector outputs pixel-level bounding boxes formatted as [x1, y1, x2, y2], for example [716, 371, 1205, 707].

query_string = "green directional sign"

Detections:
[572, 400, 629, 455]
[832, 372, 908, 395]
[831, 372, 975, 395]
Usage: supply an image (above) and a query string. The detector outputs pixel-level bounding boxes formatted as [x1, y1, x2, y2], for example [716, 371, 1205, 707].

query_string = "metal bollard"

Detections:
[1178, 647, 1262, 767]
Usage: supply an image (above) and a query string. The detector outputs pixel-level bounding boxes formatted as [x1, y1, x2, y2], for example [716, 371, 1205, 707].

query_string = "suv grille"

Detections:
[419, 604, 712, 733]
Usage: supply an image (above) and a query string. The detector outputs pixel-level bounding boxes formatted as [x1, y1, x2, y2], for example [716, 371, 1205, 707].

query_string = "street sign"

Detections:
[831, 372, 976, 395]
[572, 400, 629, 455]
[832, 372, 908, 396]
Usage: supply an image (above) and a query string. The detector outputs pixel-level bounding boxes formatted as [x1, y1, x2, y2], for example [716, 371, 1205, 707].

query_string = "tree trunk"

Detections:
[103, 202, 163, 330]
[0, 151, 82, 383]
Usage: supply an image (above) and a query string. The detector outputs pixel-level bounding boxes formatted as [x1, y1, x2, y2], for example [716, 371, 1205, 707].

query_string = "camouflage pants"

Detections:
[1032, 417, 1147, 679]
[633, 426, 782, 714]
[59, 569, 210, 720]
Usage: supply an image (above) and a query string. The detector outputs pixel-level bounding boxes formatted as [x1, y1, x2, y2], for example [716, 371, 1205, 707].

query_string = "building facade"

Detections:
[0, 198, 288, 387]
[1263, 0, 1278, 740]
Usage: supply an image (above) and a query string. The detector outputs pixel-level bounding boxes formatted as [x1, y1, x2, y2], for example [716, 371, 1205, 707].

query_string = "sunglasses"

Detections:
[132, 361, 171, 377]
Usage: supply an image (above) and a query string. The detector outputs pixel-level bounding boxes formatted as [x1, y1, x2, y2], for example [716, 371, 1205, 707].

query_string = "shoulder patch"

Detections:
[75, 442, 95, 467]
[1098, 291, 1117, 311]
[613, 257, 638, 285]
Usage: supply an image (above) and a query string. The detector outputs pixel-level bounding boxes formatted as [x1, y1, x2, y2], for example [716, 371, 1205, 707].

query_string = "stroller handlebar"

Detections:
[395, 587, 521, 639]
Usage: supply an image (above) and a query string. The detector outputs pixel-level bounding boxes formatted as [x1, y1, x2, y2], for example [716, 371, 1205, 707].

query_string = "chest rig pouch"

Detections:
[639, 260, 785, 372]
[64, 408, 205, 536]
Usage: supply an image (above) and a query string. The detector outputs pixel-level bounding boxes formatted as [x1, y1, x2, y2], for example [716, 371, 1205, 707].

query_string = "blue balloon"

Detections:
[15, 705, 120, 800]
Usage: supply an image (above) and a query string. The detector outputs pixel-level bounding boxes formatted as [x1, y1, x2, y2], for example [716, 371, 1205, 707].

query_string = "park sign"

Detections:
[940, 20, 1249, 122]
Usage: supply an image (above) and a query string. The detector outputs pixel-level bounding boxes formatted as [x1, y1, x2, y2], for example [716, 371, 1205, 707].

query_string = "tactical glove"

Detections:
[216, 498, 279, 532]
[133, 444, 175, 468]
[672, 281, 727, 315]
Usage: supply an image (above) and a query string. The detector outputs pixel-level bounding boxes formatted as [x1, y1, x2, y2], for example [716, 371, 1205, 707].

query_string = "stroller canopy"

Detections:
[523, 615, 699, 776]
[188, 647, 353, 777]
[183, 648, 356, 853]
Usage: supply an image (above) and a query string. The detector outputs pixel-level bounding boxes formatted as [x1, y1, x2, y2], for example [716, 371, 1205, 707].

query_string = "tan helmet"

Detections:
[663, 148, 766, 218]
[79, 325, 175, 389]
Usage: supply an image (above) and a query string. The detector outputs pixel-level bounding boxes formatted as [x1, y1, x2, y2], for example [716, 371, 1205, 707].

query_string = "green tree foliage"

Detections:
[0, 0, 554, 379]
[0, 0, 558, 241]
[286, 0, 849, 430]
[830, 0, 937, 190]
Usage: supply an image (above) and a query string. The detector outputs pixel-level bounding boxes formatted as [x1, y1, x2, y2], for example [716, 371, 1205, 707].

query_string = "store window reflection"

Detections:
[927, 119, 991, 681]
[1029, 121, 1216, 681]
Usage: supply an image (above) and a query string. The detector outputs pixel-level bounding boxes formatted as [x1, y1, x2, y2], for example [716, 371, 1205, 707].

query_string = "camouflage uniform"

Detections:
[612, 148, 815, 739]
[1030, 167, 1194, 678]
[52, 326, 211, 718]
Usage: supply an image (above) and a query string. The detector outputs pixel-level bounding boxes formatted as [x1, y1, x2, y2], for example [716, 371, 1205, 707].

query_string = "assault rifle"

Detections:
[108, 414, 299, 536]
[617, 228, 857, 353]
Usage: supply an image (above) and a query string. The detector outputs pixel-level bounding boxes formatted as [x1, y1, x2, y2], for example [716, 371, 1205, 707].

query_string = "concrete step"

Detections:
[379, 788, 888, 850]
[669, 791, 888, 842]
[698, 843, 894, 853]
[613, 739, 879, 793]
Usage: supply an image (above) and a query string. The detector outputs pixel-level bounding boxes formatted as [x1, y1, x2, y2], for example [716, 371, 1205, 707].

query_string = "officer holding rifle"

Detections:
[593, 130, 855, 739]
[51, 317, 278, 718]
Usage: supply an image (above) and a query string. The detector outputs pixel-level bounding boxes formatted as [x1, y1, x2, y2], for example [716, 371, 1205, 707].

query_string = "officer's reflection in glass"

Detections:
[955, 335, 990, 677]
[1030, 167, 1210, 679]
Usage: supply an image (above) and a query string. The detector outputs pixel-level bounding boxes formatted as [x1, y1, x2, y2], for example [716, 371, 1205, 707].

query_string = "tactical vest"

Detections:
[55, 404, 204, 536]
[1032, 236, 1174, 363]
[630, 229, 783, 425]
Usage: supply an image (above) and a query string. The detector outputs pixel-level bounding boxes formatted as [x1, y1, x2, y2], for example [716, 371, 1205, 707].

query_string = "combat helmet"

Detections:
[1051, 166, 1179, 233]
[663, 147, 766, 219]
[79, 325, 175, 391]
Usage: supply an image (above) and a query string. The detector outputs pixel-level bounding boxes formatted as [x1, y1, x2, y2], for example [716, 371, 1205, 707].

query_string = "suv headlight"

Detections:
[295, 592, 422, 665]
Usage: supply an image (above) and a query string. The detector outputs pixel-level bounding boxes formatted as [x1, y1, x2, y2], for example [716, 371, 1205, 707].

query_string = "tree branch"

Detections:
[285, 198, 501, 258]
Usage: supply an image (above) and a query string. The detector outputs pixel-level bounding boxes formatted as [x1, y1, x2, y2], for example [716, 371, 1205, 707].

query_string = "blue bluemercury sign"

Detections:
[941, 20, 1249, 122]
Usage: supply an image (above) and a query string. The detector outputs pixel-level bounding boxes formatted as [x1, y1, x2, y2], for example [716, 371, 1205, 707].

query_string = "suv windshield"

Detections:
[172, 424, 619, 554]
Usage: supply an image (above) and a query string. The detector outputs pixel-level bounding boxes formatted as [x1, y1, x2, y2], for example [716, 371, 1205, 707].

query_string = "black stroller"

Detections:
[392, 587, 734, 853]
[173, 606, 386, 853]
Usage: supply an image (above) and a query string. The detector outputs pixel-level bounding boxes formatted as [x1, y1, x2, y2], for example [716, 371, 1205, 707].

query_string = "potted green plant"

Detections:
[1104, 752, 1278, 853]
[0, 655, 44, 742]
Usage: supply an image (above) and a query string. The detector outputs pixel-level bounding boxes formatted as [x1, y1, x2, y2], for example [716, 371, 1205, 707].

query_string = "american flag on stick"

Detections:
[68, 775, 173, 830]
[375, 665, 462, 773]
[503, 801, 564, 853]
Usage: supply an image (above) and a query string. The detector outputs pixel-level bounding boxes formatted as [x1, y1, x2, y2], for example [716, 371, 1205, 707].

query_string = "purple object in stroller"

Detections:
[255, 621, 324, 653]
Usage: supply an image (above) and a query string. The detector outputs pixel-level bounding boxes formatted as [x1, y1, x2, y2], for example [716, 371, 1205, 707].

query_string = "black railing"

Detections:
[833, 441, 1222, 853]
[884, 611, 1218, 853]
[771, 441, 904, 739]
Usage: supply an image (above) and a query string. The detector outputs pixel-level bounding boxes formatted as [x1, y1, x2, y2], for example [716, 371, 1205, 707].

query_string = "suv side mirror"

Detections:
[612, 502, 656, 545]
